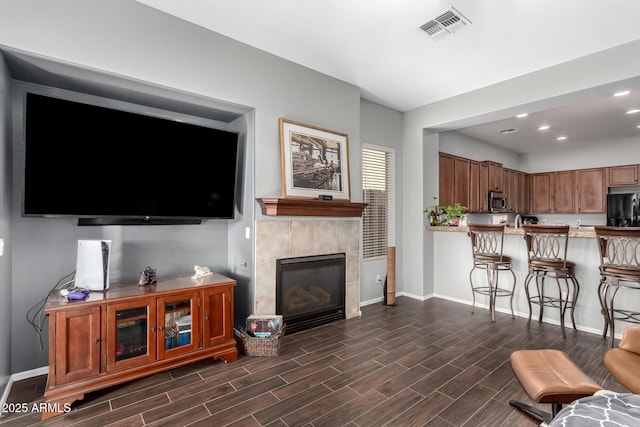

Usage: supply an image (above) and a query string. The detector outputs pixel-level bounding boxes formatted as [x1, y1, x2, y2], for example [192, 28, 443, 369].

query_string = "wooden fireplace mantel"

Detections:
[257, 198, 367, 217]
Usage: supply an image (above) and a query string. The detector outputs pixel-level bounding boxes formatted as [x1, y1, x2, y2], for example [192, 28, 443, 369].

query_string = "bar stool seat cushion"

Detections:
[510, 349, 601, 403]
[530, 259, 576, 269]
[475, 253, 511, 263]
[601, 265, 640, 277]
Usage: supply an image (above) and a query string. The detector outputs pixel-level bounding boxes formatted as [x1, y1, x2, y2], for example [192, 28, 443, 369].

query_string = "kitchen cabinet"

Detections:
[530, 171, 576, 213]
[437, 152, 614, 215]
[438, 153, 472, 210]
[608, 164, 638, 186]
[577, 168, 606, 213]
[503, 168, 520, 212]
[44, 274, 237, 419]
[530, 173, 552, 213]
[468, 161, 479, 212]
[485, 161, 504, 192]
[439, 153, 515, 213]
[519, 172, 530, 213]
[553, 170, 576, 213]
[439, 153, 454, 206]
[506, 169, 529, 213]
[453, 157, 471, 209]
[479, 162, 489, 212]
[528, 168, 606, 214]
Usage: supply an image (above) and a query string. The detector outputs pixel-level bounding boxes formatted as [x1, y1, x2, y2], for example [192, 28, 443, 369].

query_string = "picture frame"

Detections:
[279, 118, 350, 200]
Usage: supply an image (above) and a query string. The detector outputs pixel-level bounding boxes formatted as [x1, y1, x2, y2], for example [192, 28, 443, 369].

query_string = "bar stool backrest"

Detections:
[594, 226, 640, 275]
[522, 225, 571, 268]
[468, 224, 506, 262]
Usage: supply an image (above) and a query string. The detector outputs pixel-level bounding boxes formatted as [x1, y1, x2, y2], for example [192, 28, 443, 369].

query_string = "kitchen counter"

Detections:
[423, 223, 625, 339]
[426, 225, 597, 238]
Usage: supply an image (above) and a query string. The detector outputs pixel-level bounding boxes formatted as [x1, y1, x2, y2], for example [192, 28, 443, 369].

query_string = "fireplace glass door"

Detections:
[276, 253, 346, 334]
[107, 299, 157, 371]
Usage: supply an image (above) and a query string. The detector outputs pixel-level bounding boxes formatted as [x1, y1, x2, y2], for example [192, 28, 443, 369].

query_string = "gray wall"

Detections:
[0, 0, 361, 374]
[359, 99, 403, 304]
[440, 131, 520, 170]
[402, 39, 640, 302]
[0, 52, 13, 393]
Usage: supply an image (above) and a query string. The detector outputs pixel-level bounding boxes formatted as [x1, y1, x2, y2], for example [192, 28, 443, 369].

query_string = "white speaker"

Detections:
[75, 240, 111, 291]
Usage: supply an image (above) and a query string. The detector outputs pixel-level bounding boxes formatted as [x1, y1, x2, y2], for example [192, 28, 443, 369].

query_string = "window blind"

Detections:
[362, 146, 392, 259]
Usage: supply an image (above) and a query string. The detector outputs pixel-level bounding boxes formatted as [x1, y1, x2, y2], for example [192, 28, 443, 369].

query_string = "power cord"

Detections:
[26, 270, 76, 352]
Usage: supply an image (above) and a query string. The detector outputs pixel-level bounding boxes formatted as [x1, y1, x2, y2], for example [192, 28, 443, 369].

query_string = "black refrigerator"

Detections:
[607, 193, 640, 226]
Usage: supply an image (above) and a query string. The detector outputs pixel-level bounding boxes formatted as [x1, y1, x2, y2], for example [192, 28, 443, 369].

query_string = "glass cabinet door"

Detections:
[107, 299, 156, 371]
[158, 292, 199, 358]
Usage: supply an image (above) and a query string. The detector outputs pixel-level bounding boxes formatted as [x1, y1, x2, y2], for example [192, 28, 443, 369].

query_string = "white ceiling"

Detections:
[136, 0, 640, 153]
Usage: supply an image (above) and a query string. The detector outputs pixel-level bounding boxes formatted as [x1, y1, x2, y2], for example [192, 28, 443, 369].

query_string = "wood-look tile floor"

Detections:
[0, 297, 626, 427]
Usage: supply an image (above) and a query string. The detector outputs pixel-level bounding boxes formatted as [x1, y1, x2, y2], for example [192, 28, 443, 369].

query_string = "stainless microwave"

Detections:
[488, 191, 507, 212]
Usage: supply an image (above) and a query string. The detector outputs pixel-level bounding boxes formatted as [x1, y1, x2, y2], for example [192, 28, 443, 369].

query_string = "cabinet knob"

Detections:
[159, 326, 164, 331]
[151, 327, 156, 332]
[93, 338, 99, 344]
[204, 316, 209, 321]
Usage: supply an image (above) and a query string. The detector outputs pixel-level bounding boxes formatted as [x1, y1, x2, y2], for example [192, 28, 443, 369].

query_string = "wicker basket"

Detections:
[238, 327, 285, 356]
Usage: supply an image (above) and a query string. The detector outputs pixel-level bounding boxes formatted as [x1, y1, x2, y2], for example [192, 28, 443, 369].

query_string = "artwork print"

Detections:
[279, 118, 350, 200]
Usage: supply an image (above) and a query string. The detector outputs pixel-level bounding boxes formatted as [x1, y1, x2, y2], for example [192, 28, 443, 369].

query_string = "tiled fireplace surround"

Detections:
[255, 219, 361, 320]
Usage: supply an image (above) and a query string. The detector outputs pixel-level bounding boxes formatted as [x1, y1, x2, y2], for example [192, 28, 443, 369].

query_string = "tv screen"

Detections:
[23, 93, 240, 224]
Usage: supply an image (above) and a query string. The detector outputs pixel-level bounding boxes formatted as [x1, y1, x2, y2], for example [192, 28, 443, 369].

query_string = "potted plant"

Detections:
[443, 203, 468, 226]
[424, 197, 446, 226]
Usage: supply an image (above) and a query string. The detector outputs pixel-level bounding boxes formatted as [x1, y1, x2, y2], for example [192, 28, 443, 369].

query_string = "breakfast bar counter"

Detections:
[425, 225, 626, 339]
[426, 225, 596, 238]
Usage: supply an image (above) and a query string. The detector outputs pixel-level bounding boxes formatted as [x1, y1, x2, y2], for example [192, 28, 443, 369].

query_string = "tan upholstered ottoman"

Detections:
[509, 349, 601, 423]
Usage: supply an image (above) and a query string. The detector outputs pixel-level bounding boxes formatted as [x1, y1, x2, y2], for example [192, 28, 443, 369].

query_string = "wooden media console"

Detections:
[43, 274, 237, 419]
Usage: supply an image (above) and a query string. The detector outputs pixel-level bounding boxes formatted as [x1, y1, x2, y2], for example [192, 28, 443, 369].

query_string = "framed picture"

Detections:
[279, 118, 350, 200]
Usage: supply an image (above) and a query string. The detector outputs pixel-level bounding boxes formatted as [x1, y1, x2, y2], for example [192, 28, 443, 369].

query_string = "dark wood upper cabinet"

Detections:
[608, 164, 638, 186]
[530, 173, 552, 213]
[552, 170, 576, 213]
[437, 152, 628, 215]
[485, 161, 504, 192]
[577, 168, 606, 213]
[469, 160, 481, 212]
[453, 157, 471, 209]
[439, 153, 454, 206]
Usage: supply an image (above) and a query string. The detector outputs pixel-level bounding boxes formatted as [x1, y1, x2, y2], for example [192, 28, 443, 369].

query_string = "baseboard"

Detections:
[432, 294, 615, 338]
[11, 366, 48, 382]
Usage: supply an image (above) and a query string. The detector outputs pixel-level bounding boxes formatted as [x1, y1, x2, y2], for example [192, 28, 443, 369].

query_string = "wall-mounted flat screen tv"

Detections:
[23, 92, 240, 225]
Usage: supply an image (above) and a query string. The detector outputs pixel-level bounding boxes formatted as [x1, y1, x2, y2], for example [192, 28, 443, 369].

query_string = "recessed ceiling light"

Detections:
[538, 125, 550, 131]
[614, 90, 630, 97]
[516, 113, 528, 118]
[557, 136, 567, 141]
[627, 109, 640, 114]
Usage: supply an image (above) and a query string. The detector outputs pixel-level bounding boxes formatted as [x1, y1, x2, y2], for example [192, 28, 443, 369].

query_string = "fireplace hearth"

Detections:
[276, 253, 346, 334]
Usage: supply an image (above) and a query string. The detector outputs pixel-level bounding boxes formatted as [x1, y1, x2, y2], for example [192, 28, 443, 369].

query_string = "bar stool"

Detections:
[467, 224, 516, 322]
[594, 226, 640, 348]
[522, 225, 579, 338]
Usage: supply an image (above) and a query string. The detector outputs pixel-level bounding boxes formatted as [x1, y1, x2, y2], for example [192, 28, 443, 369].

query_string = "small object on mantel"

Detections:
[138, 266, 157, 286]
[192, 265, 213, 280]
[318, 195, 333, 201]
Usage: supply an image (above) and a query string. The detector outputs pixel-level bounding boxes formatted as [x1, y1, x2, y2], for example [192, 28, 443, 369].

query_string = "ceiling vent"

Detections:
[419, 7, 471, 39]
